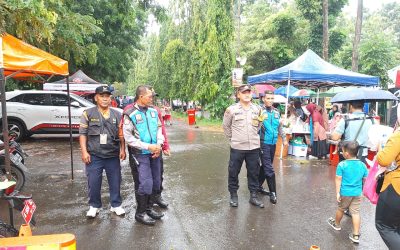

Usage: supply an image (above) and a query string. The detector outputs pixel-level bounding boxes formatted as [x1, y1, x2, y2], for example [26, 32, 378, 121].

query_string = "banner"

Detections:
[43, 83, 106, 92]
[232, 68, 243, 87]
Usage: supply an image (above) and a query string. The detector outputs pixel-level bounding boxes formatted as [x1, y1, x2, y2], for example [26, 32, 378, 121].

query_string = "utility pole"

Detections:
[236, 0, 241, 67]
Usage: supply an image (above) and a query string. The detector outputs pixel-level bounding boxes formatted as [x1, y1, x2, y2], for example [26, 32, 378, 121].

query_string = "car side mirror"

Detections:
[70, 101, 80, 108]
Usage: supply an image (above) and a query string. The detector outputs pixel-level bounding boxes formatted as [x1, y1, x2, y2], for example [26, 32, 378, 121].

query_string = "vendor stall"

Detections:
[248, 49, 380, 159]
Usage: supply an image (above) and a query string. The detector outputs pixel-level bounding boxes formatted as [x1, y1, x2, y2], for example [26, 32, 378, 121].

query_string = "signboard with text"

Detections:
[232, 68, 243, 87]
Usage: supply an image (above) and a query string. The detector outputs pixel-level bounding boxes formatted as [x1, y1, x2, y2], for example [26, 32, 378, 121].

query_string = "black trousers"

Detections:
[259, 144, 276, 185]
[228, 148, 260, 194]
[375, 184, 400, 250]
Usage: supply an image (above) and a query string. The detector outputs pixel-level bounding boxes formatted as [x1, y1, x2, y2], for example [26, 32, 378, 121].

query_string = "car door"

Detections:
[19, 93, 53, 132]
[49, 93, 86, 132]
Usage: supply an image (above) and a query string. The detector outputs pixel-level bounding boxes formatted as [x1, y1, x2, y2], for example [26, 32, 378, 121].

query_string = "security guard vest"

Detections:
[86, 107, 121, 158]
[128, 106, 159, 155]
[260, 107, 280, 145]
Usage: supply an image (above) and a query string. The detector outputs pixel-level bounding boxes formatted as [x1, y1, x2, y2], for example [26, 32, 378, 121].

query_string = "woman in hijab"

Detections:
[306, 103, 329, 159]
[329, 105, 340, 120]
[375, 105, 400, 248]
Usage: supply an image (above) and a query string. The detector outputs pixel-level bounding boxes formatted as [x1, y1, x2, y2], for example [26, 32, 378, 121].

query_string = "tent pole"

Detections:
[0, 68, 12, 180]
[66, 76, 74, 180]
[280, 70, 291, 160]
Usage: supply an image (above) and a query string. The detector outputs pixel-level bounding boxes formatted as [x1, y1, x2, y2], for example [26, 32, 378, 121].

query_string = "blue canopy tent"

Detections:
[248, 49, 379, 87]
[248, 49, 380, 158]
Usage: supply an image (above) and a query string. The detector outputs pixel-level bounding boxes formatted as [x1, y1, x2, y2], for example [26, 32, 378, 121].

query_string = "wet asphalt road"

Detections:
[0, 120, 388, 249]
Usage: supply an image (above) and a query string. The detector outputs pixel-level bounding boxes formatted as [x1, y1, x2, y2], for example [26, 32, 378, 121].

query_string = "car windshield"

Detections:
[70, 93, 95, 107]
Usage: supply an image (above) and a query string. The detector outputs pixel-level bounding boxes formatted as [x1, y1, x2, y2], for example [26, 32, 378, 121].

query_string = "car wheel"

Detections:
[8, 121, 25, 141]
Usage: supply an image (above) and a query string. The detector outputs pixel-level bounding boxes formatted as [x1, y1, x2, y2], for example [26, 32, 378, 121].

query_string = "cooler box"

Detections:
[289, 143, 308, 157]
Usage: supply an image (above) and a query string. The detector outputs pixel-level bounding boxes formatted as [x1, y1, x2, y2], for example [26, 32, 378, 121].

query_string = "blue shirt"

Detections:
[336, 159, 368, 196]
[334, 112, 373, 147]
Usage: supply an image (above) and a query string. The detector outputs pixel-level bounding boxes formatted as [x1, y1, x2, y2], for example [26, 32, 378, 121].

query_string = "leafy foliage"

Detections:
[296, 0, 348, 56]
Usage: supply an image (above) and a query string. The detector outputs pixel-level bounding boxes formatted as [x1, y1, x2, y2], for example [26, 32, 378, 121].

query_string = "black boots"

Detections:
[249, 192, 264, 208]
[135, 195, 155, 225]
[147, 194, 164, 220]
[154, 191, 169, 208]
[258, 187, 270, 196]
[230, 193, 238, 207]
[266, 175, 277, 204]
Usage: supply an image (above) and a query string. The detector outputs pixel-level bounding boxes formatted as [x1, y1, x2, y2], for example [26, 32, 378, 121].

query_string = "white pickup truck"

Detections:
[0, 90, 96, 141]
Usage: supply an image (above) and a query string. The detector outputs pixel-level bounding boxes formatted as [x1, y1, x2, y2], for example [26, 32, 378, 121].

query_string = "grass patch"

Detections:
[172, 110, 222, 128]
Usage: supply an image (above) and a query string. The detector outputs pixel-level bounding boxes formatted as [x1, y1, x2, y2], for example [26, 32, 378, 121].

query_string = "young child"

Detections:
[327, 141, 368, 244]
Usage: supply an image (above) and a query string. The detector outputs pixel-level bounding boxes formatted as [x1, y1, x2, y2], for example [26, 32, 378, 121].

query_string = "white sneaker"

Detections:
[110, 206, 125, 216]
[86, 206, 99, 218]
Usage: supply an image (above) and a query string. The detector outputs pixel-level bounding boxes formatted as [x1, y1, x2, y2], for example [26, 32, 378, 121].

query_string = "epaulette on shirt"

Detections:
[123, 105, 138, 117]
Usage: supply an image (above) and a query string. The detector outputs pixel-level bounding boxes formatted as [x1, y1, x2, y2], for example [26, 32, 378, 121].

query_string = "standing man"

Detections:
[124, 86, 170, 209]
[79, 86, 126, 218]
[123, 85, 165, 225]
[258, 90, 287, 204]
[223, 84, 264, 208]
[331, 101, 374, 164]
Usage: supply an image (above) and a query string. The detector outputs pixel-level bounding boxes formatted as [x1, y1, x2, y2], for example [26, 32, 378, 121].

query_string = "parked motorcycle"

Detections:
[0, 180, 35, 237]
[0, 134, 28, 191]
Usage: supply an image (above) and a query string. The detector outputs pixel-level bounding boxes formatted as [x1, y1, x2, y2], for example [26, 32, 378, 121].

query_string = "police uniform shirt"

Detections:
[222, 102, 261, 150]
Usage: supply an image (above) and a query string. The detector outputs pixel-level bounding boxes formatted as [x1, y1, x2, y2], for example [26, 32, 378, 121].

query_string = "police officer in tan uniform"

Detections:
[223, 84, 264, 208]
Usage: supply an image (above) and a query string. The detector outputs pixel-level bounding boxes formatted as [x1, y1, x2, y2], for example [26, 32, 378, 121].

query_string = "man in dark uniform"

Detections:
[123, 86, 170, 209]
[258, 90, 287, 204]
[222, 84, 264, 208]
[123, 85, 165, 225]
[79, 86, 126, 218]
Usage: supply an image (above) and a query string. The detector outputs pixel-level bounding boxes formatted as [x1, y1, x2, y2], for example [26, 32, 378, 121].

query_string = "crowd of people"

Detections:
[78, 84, 399, 246]
[223, 84, 400, 246]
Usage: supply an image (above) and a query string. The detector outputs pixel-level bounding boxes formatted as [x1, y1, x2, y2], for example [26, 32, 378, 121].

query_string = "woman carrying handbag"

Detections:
[375, 106, 400, 250]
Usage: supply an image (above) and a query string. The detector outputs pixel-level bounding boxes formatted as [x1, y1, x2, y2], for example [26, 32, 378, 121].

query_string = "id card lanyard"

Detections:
[99, 110, 107, 145]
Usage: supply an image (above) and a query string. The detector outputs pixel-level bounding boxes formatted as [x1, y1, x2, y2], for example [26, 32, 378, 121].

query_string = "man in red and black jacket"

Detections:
[122, 87, 170, 209]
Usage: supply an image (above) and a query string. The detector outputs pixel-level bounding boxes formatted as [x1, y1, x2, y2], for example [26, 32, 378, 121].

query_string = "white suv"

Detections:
[1, 90, 96, 141]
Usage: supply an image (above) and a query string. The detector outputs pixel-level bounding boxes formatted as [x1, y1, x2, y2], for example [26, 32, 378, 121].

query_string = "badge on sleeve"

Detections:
[274, 112, 279, 119]
[150, 111, 156, 118]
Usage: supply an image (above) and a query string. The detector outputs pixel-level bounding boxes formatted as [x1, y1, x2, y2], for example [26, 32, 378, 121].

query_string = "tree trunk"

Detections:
[352, 0, 363, 72]
[322, 0, 329, 60]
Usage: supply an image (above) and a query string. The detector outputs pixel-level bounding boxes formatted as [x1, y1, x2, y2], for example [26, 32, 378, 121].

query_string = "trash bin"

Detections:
[187, 109, 196, 125]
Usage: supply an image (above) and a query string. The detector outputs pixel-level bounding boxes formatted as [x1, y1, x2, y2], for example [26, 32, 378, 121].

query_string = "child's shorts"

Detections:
[338, 196, 361, 215]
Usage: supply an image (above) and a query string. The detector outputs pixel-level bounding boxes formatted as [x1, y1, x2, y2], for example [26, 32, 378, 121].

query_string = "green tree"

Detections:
[296, 0, 348, 57]
[241, 1, 308, 75]
[195, 0, 234, 118]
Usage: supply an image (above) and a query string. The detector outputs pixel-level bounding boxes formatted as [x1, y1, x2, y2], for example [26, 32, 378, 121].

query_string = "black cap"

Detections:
[95, 86, 112, 95]
[237, 84, 252, 93]
[264, 90, 274, 95]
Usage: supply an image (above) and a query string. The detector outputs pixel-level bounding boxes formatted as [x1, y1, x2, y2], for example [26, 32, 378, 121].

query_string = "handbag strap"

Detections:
[354, 114, 367, 142]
